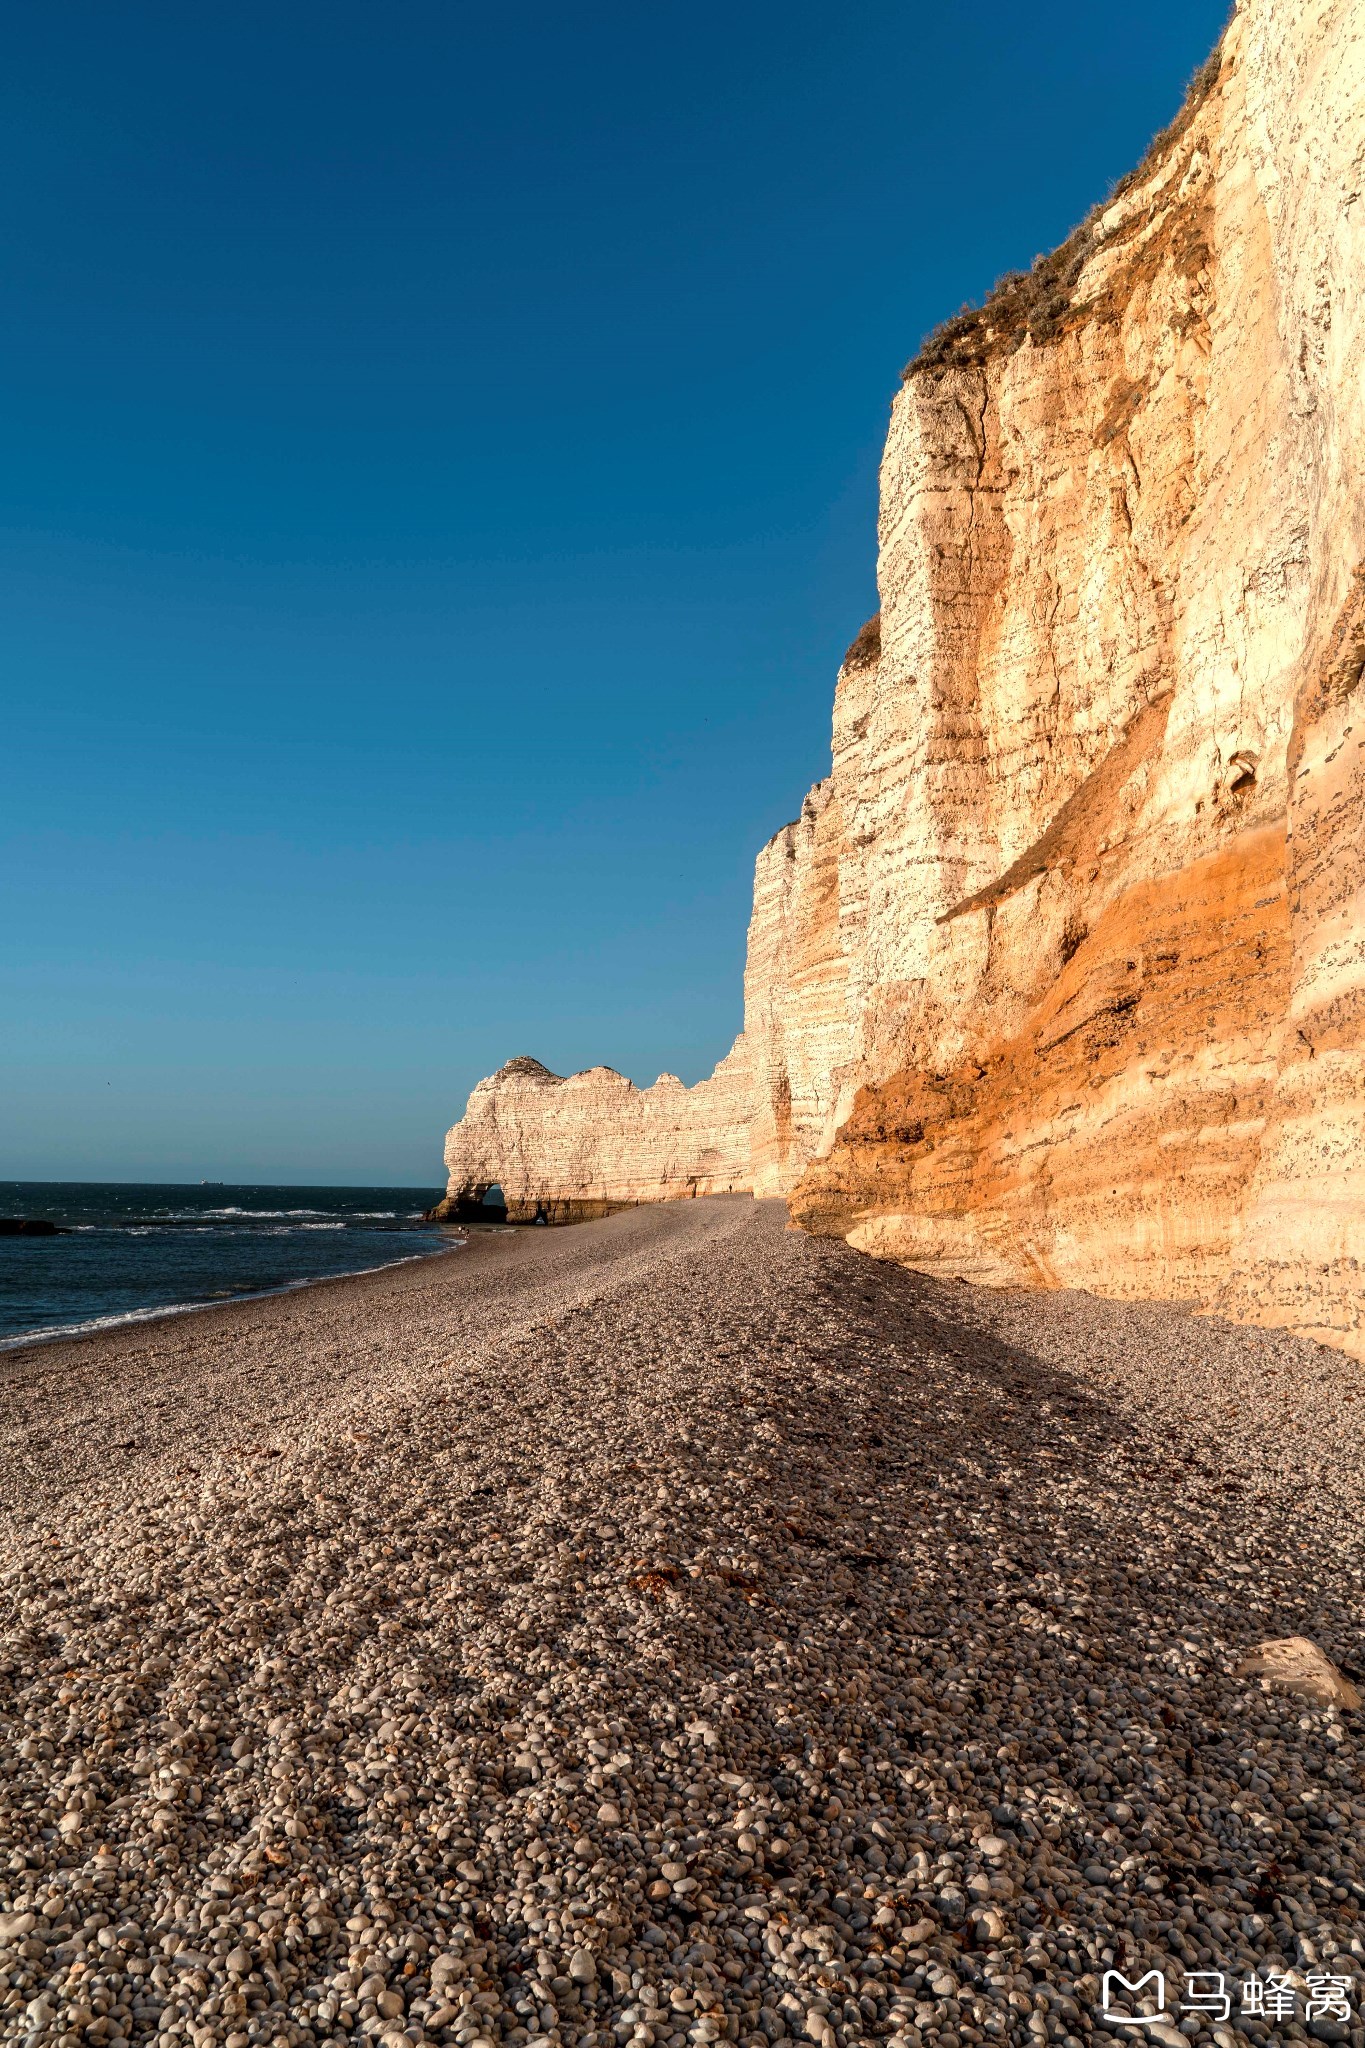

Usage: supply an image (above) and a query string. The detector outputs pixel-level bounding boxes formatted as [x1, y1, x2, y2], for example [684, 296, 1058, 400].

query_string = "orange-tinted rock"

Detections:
[441, 0, 1365, 1357]
[791, 827, 1291, 1299]
[785, 0, 1365, 1358]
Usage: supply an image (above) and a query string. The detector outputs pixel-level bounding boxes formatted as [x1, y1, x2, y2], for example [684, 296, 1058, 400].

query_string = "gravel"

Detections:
[1, 1195, 1363, 2048]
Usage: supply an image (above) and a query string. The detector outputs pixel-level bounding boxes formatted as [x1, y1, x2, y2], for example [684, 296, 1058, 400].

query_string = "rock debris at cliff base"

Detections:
[2, 1199, 1363, 2048]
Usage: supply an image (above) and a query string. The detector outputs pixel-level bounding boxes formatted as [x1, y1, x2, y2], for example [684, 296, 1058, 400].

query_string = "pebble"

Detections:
[0, 1198, 1361, 2048]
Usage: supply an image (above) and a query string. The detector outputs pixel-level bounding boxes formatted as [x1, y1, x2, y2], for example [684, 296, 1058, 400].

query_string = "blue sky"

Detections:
[1, 0, 1228, 1184]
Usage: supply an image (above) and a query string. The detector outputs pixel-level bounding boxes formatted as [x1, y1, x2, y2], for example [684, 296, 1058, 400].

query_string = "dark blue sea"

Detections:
[0, 1182, 461, 1348]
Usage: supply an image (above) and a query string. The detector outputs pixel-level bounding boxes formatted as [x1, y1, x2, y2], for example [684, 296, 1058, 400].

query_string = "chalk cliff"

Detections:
[437, 1052, 754, 1222]
[440, 0, 1365, 1356]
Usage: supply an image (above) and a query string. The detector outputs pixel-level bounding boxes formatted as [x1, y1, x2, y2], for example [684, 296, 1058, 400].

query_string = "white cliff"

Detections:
[440, 0, 1365, 1358]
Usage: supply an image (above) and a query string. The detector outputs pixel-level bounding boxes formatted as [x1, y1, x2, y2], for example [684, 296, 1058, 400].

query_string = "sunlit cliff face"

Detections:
[443, 0, 1365, 1358]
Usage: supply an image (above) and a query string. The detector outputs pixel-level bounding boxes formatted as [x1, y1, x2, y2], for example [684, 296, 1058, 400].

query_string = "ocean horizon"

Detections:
[0, 1180, 464, 1348]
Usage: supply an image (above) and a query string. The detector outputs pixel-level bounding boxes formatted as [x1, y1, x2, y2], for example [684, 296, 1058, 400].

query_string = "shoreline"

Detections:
[0, 1195, 759, 1531]
[2, 1197, 1361, 2048]
[0, 1232, 468, 1357]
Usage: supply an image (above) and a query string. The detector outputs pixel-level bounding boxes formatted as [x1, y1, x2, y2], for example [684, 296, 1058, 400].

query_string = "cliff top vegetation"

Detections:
[842, 613, 882, 671]
[904, 25, 1228, 378]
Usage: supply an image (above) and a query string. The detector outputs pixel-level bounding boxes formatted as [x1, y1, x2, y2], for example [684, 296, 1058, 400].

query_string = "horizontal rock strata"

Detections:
[441, 0, 1365, 1356]
[436, 1053, 753, 1223]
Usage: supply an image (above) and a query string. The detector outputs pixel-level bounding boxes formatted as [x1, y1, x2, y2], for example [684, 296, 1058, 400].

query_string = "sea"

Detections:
[0, 1182, 463, 1349]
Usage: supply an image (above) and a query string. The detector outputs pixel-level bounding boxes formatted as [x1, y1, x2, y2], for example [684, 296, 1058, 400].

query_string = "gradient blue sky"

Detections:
[2, 0, 1228, 1184]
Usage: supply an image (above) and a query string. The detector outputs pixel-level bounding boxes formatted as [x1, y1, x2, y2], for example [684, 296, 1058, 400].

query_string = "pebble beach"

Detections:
[2, 1196, 1363, 2048]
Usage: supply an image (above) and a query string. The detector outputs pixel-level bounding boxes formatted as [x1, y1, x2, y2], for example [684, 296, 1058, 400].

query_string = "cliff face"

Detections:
[788, 0, 1365, 1358]
[437, 1052, 753, 1222]
[439, 0, 1365, 1355]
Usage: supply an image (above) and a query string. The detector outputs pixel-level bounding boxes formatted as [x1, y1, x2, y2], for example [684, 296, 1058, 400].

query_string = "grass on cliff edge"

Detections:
[904, 20, 1230, 379]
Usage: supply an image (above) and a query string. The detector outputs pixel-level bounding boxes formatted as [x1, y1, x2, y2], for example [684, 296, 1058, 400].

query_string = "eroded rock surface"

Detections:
[441, 0, 1365, 1355]
[436, 1053, 754, 1222]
